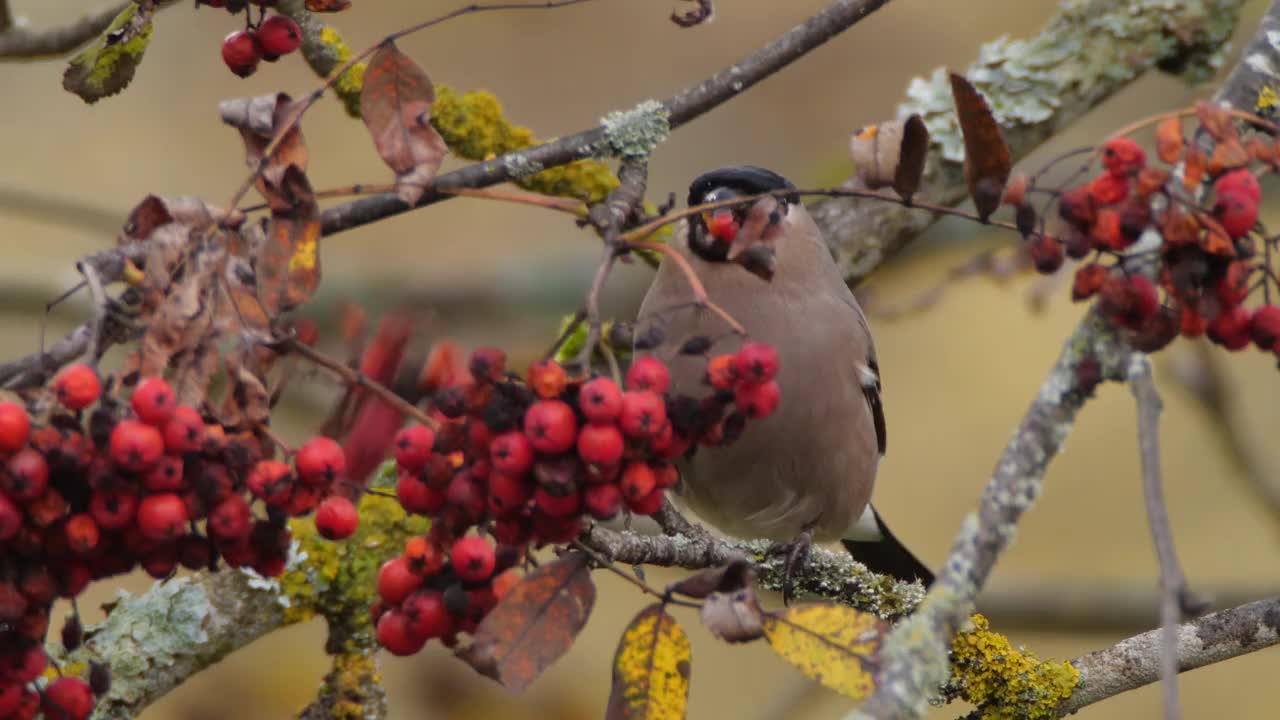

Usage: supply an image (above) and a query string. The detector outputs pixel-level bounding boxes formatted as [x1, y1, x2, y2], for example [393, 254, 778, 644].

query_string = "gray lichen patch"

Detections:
[600, 100, 671, 158]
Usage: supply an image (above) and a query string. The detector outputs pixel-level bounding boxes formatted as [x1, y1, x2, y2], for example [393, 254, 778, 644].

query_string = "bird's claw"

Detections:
[766, 530, 812, 606]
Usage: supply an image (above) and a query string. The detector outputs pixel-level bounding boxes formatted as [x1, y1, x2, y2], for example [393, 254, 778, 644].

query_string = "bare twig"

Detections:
[279, 337, 440, 430]
[76, 260, 109, 367]
[0, 1, 127, 60]
[1129, 356, 1195, 720]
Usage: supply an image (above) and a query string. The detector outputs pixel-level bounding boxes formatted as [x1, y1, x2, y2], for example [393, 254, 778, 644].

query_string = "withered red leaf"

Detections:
[359, 42, 448, 206]
[220, 93, 308, 209]
[1183, 146, 1207, 190]
[949, 73, 1011, 221]
[458, 550, 595, 692]
[258, 165, 322, 316]
[1195, 101, 1237, 143]
[1155, 117, 1184, 164]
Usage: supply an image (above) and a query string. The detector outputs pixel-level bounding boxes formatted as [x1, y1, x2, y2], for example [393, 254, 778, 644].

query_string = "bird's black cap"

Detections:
[687, 165, 797, 207]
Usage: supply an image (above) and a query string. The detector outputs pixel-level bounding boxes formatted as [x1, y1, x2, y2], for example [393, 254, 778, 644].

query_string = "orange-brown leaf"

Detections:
[1155, 117, 1184, 164]
[1195, 101, 1237, 143]
[1208, 139, 1249, 175]
[950, 73, 1011, 221]
[360, 42, 448, 206]
[257, 165, 321, 316]
[1183, 146, 1207, 190]
[220, 93, 308, 208]
[459, 551, 596, 692]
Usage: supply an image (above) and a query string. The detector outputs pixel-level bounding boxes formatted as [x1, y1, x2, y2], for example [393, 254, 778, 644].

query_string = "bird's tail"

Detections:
[841, 509, 934, 586]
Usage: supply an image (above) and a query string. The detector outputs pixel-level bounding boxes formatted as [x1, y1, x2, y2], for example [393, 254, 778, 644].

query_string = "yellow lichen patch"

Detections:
[317, 25, 365, 117]
[322, 651, 384, 720]
[762, 604, 885, 700]
[610, 604, 691, 719]
[281, 492, 428, 635]
[948, 614, 1080, 719]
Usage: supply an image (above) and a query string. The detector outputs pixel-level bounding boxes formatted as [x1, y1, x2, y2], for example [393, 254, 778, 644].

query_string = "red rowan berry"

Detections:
[619, 462, 656, 501]
[378, 556, 420, 605]
[396, 471, 447, 515]
[576, 422, 624, 466]
[1058, 186, 1097, 230]
[734, 342, 780, 385]
[533, 486, 581, 518]
[579, 377, 623, 424]
[89, 490, 137, 531]
[1180, 305, 1209, 338]
[468, 347, 507, 384]
[1215, 167, 1262, 203]
[178, 534, 214, 571]
[530, 512, 581, 544]
[404, 589, 453, 640]
[705, 354, 736, 391]
[490, 431, 533, 476]
[1087, 172, 1129, 205]
[1215, 261, 1251, 307]
[315, 495, 359, 540]
[255, 14, 301, 60]
[64, 514, 100, 554]
[162, 405, 204, 455]
[377, 608, 427, 656]
[0, 402, 30, 455]
[246, 460, 293, 505]
[1208, 304, 1251, 350]
[1213, 190, 1258, 239]
[583, 481, 622, 519]
[1027, 235, 1064, 274]
[393, 424, 435, 473]
[0, 583, 26, 622]
[138, 493, 188, 542]
[53, 364, 101, 411]
[1101, 137, 1146, 178]
[523, 400, 577, 454]
[1250, 305, 1280, 351]
[451, 535, 496, 583]
[295, 435, 346, 485]
[652, 463, 679, 489]
[0, 684, 22, 718]
[706, 210, 739, 243]
[109, 420, 164, 472]
[1071, 264, 1108, 301]
[42, 677, 94, 720]
[626, 356, 671, 394]
[527, 359, 567, 399]
[735, 380, 781, 419]
[221, 29, 260, 78]
[4, 448, 47, 500]
[143, 455, 184, 492]
[0, 494, 19, 541]
[619, 391, 666, 439]
[625, 486, 665, 515]
[487, 472, 530, 518]
[131, 376, 176, 426]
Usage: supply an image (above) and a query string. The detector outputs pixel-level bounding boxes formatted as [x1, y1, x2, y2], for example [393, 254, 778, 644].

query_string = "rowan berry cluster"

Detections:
[198, 1, 303, 78]
[0, 363, 346, 718]
[1008, 105, 1280, 357]
[367, 342, 782, 656]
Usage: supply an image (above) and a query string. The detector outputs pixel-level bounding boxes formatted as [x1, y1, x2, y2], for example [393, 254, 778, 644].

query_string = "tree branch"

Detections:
[1058, 596, 1280, 715]
[0, 1, 167, 61]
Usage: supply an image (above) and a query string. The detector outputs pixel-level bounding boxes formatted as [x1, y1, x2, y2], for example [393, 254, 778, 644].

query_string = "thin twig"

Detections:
[628, 241, 745, 335]
[76, 260, 109, 367]
[280, 336, 440, 430]
[1128, 355, 1189, 720]
[0, 1, 127, 59]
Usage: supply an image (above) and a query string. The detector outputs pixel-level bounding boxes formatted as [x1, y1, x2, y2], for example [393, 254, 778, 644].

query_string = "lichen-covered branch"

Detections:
[0, 1, 127, 60]
[850, 313, 1136, 718]
[1213, 0, 1280, 113]
[811, 0, 1244, 286]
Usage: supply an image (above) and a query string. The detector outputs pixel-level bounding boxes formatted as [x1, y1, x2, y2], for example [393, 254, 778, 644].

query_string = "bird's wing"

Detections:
[843, 293, 886, 456]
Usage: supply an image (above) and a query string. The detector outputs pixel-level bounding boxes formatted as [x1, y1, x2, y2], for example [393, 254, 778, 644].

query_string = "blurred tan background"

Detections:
[3, 0, 1280, 718]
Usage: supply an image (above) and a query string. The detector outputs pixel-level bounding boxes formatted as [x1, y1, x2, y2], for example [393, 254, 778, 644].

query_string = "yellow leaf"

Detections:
[606, 604, 691, 720]
[762, 604, 886, 699]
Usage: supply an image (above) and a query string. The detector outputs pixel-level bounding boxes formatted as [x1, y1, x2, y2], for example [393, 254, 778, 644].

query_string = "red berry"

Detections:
[1027, 235, 1064, 274]
[626, 356, 671, 394]
[527, 359, 567, 399]
[1250, 305, 1280, 351]
[378, 556, 420, 605]
[1216, 262, 1251, 307]
[584, 481, 622, 520]
[706, 210, 739, 243]
[705, 354, 737, 391]
[42, 677, 94, 720]
[625, 486, 665, 515]
[296, 436, 346, 485]
[0, 683, 21, 716]
[1101, 137, 1146, 178]
[403, 590, 453, 640]
[1072, 264, 1108, 301]
[576, 423, 624, 466]
[255, 14, 301, 60]
[618, 391, 666, 439]
[1058, 186, 1097, 229]
[0, 494, 20, 541]
[162, 405, 205, 455]
[652, 463, 679, 489]
[221, 29, 261, 78]
[1209, 305, 1252, 350]
[0, 402, 30, 455]
[89, 490, 138, 531]
[64, 514, 100, 554]
[1214, 168, 1261, 203]
[403, 536, 446, 576]
[487, 472, 531, 518]
[579, 377, 623, 424]
[533, 486, 581, 518]
[1099, 275, 1159, 330]
[619, 462, 656, 501]
[137, 493, 188, 542]
[523, 400, 577, 454]
[7, 645, 46, 683]
[131, 376, 176, 426]
[734, 342, 780, 385]
[451, 535, 497, 583]
[3, 448, 48, 501]
[396, 470, 447, 514]
[468, 347, 507, 385]
[735, 380, 781, 419]
[490, 431, 534, 476]
[109, 420, 164, 472]
[377, 608, 426, 656]
[1213, 189, 1258, 239]
[143, 455, 184, 492]
[1087, 172, 1129, 205]
[246, 460, 293, 505]
[315, 496, 359, 540]
[393, 425, 435, 473]
[53, 364, 101, 411]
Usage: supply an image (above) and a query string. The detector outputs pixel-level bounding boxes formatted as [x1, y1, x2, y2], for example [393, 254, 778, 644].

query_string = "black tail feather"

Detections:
[841, 511, 933, 586]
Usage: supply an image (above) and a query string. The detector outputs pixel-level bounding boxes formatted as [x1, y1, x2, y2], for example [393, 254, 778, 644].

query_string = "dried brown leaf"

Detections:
[258, 165, 322, 316]
[458, 551, 596, 692]
[667, 560, 754, 600]
[700, 587, 765, 644]
[221, 349, 271, 428]
[670, 0, 713, 27]
[306, 0, 351, 10]
[220, 93, 308, 208]
[949, 73, 1011, 221]
[1208, 139, 1250, 175]
[1195, 101, 1237, 143]
[1183, 146, 1207, 190]
[1155, 117, 1184, 164]
[894, 114, 929, 201]
[359, 42, 448, 205]
[137, 239, 224, 376]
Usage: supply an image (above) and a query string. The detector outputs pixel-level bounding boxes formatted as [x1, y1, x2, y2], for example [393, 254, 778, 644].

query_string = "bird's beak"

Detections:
[725, 196, 784, 263]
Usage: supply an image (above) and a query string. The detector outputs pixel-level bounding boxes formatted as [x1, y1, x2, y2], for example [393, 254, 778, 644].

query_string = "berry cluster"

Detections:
[0, 364, 348, 718]
[1008, 106, 1280, 357]
[367, 343, 781, 656]
[200, 1, 303, 78]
